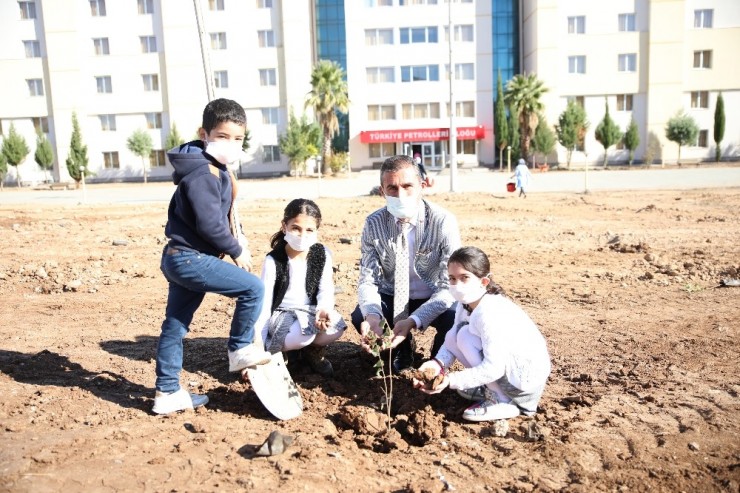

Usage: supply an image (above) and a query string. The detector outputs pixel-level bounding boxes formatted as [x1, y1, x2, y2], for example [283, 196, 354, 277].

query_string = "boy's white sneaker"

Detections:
[152, 388, 209, 415]
[228, 344, 271, 372]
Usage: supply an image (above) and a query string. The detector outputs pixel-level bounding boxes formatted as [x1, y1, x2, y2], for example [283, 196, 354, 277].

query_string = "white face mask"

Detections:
[449, 277, 487, 305]
[205, 140, 244, 165]
[284, 231, 317, 252]
[385, 195, 419, 220]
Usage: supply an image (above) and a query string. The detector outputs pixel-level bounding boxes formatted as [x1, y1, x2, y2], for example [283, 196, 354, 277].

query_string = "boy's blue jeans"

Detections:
[155, 248, 264, 393]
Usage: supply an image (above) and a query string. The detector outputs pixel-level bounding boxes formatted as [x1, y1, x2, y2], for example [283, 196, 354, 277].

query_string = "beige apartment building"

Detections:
[523, 0, 740, 165]
[0, 0, 738, 185]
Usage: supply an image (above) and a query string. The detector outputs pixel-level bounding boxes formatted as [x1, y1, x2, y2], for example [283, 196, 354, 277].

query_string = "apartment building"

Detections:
[0, 0, 737, 185]
[0, 0, 312, 183]
[523, 0, 740, 165]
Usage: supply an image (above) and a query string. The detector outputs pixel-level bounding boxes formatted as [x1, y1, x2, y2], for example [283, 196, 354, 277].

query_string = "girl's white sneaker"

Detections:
[152, 388, 208, 415]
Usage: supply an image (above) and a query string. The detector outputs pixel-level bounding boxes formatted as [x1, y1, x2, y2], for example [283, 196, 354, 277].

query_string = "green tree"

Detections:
[507, 109, 520, 165]
[714, 92, 725, 162]
[1, 123, 30, 187]
[531, 115, 556, 167]
[165, 123, 185, 150]
[623, 118, 640, 166]
[594, 100, 622, 167]
[127, 129, 154, 184]
[242, 129, 252, 151]
[556, 102, 589, 169]
[305, 60, 349, 175]
[65, 112, 91, 187]
[504, 73, 548, 159]
[0, 152, 7, 190]
[278, 110, 321, 177]
[494, 71, 509, 169]
[34, 128, 55, 183]
[665, 112, 699, 166]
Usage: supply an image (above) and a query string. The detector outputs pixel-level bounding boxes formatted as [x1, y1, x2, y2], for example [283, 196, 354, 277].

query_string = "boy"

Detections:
[153, 98, 270, 415]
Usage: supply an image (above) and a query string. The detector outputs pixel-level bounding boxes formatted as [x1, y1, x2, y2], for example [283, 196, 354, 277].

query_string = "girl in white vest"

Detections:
[255, 199, 346, 377]
[413, 246, 551, 421]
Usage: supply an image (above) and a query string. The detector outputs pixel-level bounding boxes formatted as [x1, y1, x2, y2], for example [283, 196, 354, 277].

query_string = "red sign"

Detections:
[359, 126, 485, 143]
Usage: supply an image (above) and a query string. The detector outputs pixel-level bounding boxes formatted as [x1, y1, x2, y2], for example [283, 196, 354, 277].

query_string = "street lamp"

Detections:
[506, 146, 511, 174]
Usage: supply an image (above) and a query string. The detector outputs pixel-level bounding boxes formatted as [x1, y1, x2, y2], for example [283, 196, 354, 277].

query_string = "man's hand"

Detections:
[359, 314, 383, 352]
[232, 251, 252, 271]
[390, 318, 416, 348]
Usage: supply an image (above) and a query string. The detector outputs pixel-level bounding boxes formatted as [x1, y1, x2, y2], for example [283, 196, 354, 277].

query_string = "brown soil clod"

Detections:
[412, 367, 445, 390]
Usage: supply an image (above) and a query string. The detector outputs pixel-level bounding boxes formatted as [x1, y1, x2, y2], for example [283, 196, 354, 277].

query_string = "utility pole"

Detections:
[448, 0, 457, 192]
[194, 0, 215, 102]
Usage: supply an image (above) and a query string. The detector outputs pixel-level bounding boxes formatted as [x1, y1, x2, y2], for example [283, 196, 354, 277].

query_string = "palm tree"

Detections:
[306, 60, 349, 175]
[504, 73, 548, 160]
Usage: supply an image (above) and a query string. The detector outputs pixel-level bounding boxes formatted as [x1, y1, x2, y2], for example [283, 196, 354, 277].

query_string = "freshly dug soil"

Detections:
[0, 188, 738, 492]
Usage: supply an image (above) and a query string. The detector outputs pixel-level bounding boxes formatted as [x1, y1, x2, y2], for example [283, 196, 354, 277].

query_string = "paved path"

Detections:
[0, 166, 738, 206]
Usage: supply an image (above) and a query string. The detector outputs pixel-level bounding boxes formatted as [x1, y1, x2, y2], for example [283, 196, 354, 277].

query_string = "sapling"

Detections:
[365, 320, 394, 433]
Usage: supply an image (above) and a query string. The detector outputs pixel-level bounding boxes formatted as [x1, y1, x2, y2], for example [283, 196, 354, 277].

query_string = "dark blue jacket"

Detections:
[164, 141, 241, 259]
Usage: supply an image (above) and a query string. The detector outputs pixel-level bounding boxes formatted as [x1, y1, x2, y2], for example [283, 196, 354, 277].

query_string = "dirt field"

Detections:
[0, 186, 738, 492]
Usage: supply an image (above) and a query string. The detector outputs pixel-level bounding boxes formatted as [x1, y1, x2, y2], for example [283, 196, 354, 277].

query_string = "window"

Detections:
[694, 9, 713, 28]
[567, 95, 585, 107]
[446, 24, 474, 42]
[257, 0, 273, 7]
[261, 108, 279, 124]
[693, 50, 712, 69]
[367, 105, 396, 120]
[95, 76, 112, 93]
[401, 102, 440, 119]
[19, 1, 36, 19]
[150, 150, 166, 167]
[209, 0, 224, 10]
[263, 145, 280, 162]
[93, 38, 109, 55]
[210, 32, 227, 50]
[618, 54, 637, 72]
[259, 69, 277, 86]
[366, 0, 393, 5]
[447, 63, 474, 80]
[102, 151, 119, 169]
[258, 30, 275, 47]
[618, 13, 636, 32]
[365, 28, 394, 46]
[23, 40, 41, 58]
[140, 36, 157, 53]
[456, 140, 475, 154]
[27, 78, 43, 96]
[138, 0, 153, 14]
[366, 67, 395, 84]
[400, 0, 440, 4]
[142, 74, 159, 91]
[401, 65, 439, 82]
[697, 130, 708, 147]
[568, 16, 585, 34]
[691, 91, 709, 109]
[369, 143, 395, 159]
[568, 56, 586, 74]
[213, 70, 228, 88]
[146, 113, 162, 129]
[32, 117, 49, 133]
[90, 0, 106, 16]
[447, 101, 475, 117]
[99, 114, 116, 131]
[616, 94, 633, 111]
[400, 27, 438, 44]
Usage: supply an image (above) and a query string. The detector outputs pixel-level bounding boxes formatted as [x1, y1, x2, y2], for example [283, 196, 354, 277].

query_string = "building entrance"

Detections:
[404, 141, 444, 170]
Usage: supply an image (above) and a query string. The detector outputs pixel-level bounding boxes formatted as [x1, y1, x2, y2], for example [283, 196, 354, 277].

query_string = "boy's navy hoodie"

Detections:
[164, 141, 241, 259]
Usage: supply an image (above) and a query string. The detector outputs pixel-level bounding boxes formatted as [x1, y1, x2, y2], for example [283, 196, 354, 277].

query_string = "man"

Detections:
[413, 153, 435, 188]
[352, 155, 460, 372]
[511, 158, 533, 198]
